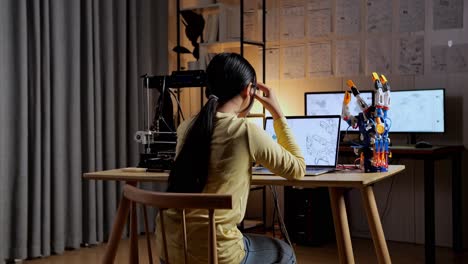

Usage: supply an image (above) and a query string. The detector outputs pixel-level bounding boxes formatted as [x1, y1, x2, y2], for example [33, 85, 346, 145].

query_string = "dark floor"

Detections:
[22, 234, 468, 264]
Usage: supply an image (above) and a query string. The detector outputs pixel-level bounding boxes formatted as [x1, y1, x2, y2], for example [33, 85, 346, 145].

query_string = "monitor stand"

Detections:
[340, 132, 359, 146]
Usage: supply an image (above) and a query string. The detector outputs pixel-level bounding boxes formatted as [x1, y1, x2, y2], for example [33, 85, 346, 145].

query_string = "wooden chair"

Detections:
[122, 184, 233, 264]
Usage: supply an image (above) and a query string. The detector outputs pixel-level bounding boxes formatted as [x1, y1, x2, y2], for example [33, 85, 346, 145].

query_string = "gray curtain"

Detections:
[0, 0, 168, 260]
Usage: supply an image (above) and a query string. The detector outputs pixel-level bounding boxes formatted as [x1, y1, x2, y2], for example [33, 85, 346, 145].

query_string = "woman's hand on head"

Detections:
[254, 83, 284, 120]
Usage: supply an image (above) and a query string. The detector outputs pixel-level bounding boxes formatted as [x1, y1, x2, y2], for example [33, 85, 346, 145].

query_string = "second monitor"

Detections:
[305, 91, 374, 132]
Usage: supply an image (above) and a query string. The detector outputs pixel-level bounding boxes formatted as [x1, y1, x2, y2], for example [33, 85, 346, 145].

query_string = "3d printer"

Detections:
[135, 70, 206, 171]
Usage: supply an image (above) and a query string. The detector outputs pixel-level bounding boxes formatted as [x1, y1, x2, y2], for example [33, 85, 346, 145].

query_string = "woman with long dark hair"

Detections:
[156, 53, 305, 264]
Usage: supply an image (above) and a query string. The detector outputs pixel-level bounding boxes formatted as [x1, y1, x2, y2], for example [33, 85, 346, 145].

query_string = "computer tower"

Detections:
[284, 187, 335, 246]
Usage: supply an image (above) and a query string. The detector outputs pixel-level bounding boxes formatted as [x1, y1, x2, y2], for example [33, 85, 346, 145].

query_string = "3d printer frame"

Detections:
[135, 70, 206, 170]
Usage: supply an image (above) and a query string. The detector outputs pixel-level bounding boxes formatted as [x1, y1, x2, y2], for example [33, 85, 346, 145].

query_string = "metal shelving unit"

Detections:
[240, 0, 268, 232]
[175, 0, 268, 231]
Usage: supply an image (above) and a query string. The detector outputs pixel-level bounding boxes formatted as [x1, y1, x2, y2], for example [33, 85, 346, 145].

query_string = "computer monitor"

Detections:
[388, 89, 445, 133]
[304, 91, 373, 132]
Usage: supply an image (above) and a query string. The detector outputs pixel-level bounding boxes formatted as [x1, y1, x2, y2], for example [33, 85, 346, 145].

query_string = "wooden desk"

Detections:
[84, 165, 405, 264]
[340, 145, 464, 264]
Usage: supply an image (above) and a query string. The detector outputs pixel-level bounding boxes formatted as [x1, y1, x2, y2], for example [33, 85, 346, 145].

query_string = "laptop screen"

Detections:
[264, 116, 341, 167]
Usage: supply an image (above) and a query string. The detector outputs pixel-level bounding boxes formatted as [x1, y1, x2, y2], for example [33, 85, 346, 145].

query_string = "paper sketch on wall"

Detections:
[367, 0, 392, 33]
[336, 40, 360, 76]
[281, 3, 305, 40]
[433, 0, 464, 30]
[308, 42, 332, 77]
[400, 0, 425, 32]
[431, 45, 449, 72]
[307, 0, 331, 38]
[398, 36, 424, 75]
[432, 44, 468, 73]
[267, 7, 279, 41]
[366, 37, 392, 74]
[336, 0, 360, 35]
[283, 46, 306, 79]
[243, 9, 257, 40]
[258, 48, 280, 81]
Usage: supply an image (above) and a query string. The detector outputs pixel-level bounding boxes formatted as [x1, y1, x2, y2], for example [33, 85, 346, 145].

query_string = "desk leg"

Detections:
[360, 186, 391, 264]
[452, 153, 462, 252]
[102, 181, 136, 264]
[424, 159, 435, 264]
[329, 187, 355, 264]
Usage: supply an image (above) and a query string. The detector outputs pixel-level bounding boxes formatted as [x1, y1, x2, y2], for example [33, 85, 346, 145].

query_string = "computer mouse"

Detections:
[415, 141, 433, 148]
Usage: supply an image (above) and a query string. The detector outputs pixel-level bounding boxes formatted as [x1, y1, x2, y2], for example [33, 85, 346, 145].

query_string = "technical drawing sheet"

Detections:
[336, 0, 360, 35]
[433, 0, 464, 30]
[280, 4, 305, 40]
[431, 45, 449, 73]
[307, 0, 331, 38]
[398, 35, 424, 74]
[447, 44, 468, 72]
[258, 48, 280, 81]
[307, 0, 331, 10]
[367, 0, 392, 33]
[308, 42, 332, 77]
[366, 37, 392, 74]
[336, 40, 361, 76]
[432, 44, 468, 73]
[243, 9, 256, 41]
[267, 7, 279, 41]
[283, 46, 306, 79]
[399, 0, 425, 32]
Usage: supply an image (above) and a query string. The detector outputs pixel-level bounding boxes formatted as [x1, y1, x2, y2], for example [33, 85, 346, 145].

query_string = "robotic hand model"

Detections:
[342, 72, 392, 172]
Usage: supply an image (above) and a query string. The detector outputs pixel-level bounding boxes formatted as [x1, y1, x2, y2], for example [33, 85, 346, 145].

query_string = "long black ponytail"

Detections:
[167, 53, 256, 193]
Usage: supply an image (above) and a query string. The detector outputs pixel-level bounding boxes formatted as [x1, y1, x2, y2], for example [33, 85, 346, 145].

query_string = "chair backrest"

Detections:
[122, 184, 233, 264]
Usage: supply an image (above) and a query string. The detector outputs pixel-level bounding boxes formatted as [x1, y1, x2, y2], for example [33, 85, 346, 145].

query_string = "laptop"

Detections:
[253, 115, 341, 176]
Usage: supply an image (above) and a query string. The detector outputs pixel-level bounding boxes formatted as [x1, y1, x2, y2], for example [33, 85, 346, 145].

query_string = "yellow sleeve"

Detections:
[174, 118, 193, 156]
[247, 117, 306, 180]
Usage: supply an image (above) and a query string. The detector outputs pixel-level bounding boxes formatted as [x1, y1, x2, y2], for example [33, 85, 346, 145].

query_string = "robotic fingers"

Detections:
[342, 90, 358, 128]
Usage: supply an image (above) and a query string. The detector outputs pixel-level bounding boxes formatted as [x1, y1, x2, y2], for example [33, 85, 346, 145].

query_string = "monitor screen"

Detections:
[387, 89, 445, 133]
[305, 91, 373, 131]
[264, 116, 341, 166]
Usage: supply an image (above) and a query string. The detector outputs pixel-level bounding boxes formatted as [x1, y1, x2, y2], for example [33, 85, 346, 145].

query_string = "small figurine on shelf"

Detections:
[173, 10, 205, 60]
[342, 72, 392, 173]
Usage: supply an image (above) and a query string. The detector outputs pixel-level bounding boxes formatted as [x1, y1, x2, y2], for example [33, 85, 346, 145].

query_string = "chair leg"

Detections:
[103, 182, 133, 264]
[208, 209, 218, 264]
[143, 205, 154, 264]
[262, 186, 267, 232]
[129, 201, 139, 264]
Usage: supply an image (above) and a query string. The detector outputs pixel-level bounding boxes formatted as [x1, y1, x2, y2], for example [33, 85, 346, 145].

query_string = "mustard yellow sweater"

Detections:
[156, 112, 305, 264]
